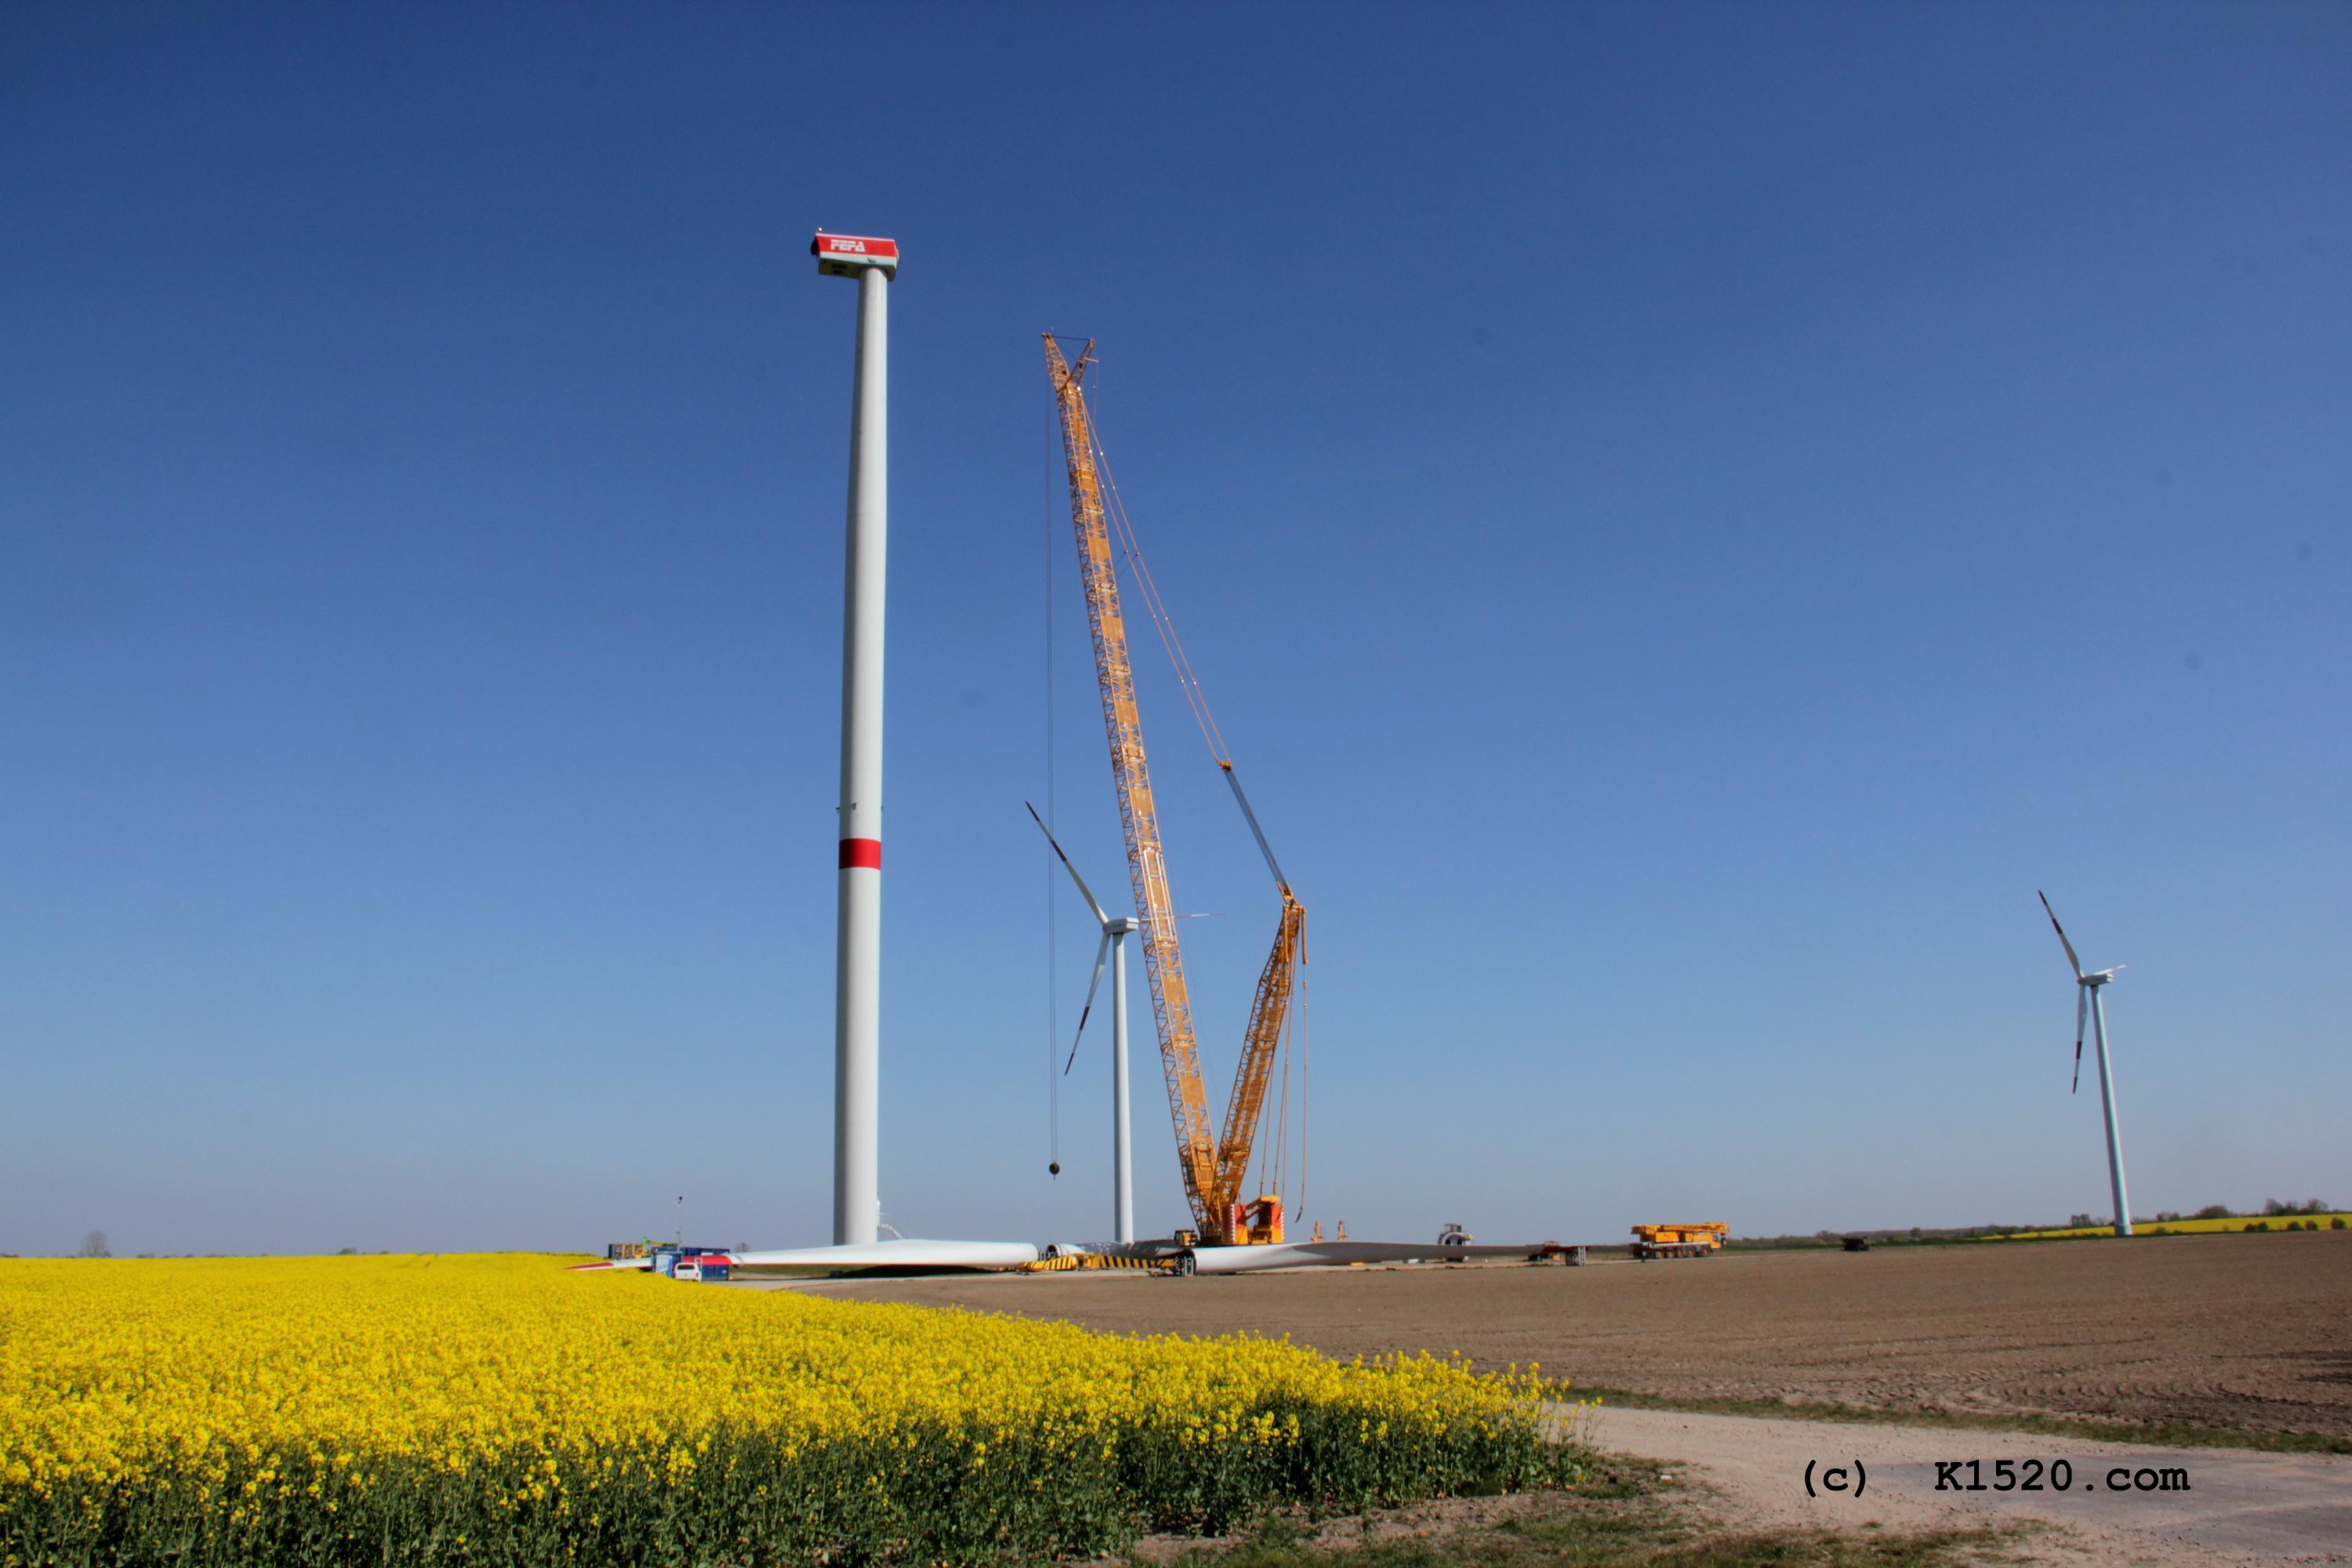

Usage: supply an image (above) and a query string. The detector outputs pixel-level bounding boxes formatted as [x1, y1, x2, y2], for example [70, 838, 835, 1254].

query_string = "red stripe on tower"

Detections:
[838, 837, 883, 870]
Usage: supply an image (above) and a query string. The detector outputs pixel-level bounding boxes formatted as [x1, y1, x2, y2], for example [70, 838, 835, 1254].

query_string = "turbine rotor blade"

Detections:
[2039, 891, 2085, 982]
[2073, 986, 2086, 1094]
[1026, 801, 1110, 927]
[1063, 932, 1112, 1076]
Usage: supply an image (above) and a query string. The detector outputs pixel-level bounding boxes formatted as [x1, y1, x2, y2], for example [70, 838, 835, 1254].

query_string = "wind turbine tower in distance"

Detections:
[2039, 892, 2134, 1237]
[1029, 804, 1139, 1246]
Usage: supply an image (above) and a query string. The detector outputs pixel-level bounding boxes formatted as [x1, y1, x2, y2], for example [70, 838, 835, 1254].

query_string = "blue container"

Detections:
[652, 1249, 680, 1277]
[699, 1263, 730, 1282]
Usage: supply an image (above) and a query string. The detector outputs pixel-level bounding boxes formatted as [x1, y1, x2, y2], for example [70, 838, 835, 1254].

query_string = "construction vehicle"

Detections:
[1526, 1242, 1590, 1266]
[1044, 336, 1307, 1250]
[1629, 1223, 1728, 1260]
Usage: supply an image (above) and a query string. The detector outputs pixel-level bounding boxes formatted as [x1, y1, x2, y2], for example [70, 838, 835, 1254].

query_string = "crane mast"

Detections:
[1044, 335, 1305, 1247]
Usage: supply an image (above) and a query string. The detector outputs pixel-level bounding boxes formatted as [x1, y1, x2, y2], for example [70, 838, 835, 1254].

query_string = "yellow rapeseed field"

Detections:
[1981, 1214, 2350, 1240]
[0, 1254, 1570, 1566]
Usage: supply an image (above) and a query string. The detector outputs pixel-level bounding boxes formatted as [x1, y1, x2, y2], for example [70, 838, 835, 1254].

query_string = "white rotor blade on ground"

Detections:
[1065, 931, 1112, 1075]
[724, 1240, 1043, 1270]
[1026, 801, 1109, 927]
[2038, 891, 2085, 981]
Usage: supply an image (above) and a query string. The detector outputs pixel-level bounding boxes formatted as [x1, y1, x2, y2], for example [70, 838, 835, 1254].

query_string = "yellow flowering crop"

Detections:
[1980, 1213, 2351, 1240]
[0, 1254, 1570, 1565]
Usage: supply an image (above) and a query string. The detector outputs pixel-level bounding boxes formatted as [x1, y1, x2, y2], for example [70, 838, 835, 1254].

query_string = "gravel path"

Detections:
[1585, 1405, 2352, 1566]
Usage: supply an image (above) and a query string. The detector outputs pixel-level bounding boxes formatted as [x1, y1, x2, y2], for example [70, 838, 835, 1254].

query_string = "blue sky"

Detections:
[4, 4, 2345, 1256]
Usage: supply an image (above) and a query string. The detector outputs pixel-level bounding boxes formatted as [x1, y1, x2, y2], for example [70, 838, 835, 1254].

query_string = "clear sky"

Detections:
[4, 4, 2345, 1257]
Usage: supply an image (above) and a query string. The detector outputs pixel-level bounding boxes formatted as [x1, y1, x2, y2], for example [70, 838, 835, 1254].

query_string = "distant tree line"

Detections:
[1723, 1196, 2341, 1249]
[25, 1236, 409, 1258]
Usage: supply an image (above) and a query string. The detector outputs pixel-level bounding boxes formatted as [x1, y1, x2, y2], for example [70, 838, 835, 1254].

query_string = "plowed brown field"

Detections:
[813, 1232, 2352, 1439]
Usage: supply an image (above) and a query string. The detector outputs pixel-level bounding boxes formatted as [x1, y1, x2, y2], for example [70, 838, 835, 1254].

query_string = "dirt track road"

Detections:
[1588, 1406, 2352, 1566]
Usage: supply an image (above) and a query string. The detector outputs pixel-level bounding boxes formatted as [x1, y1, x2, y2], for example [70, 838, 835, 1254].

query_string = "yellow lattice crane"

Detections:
[1045, 335, 1306, 1249]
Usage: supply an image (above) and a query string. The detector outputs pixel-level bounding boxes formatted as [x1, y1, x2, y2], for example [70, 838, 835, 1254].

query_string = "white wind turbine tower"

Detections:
[2040, 892, 2134, 1237]
[1029, 804, 1140, 1246]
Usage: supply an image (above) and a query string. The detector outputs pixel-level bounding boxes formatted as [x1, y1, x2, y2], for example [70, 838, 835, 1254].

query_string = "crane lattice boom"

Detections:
[1044, 335, 1306, 1246]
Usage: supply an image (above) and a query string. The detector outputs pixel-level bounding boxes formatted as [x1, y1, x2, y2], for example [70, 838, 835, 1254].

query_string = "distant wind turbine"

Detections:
[1029, 804, 1141, 1246]
[1027, 804, 1218, 1247]
[2039, 892, 2134, 1238]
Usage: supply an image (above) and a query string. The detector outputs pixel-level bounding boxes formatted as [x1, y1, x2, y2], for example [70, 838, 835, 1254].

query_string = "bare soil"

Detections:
[804, 1232, 2352, 1440]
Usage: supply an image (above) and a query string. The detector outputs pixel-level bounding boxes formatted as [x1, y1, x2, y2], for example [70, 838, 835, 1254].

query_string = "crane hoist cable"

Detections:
[1093, 437, 1230, 766]
[1041, 414, 1062, 1176]
[1092, 402, 1294, 902]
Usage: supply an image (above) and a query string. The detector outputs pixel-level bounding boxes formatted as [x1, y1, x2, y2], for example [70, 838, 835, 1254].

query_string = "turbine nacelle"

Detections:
[1027, 804, 1150, 1073]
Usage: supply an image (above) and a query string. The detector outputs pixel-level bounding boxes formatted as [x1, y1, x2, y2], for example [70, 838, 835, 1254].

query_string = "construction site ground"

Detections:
[795, 1231, 2352, 1442]
[762, 1233, 2352, 1564]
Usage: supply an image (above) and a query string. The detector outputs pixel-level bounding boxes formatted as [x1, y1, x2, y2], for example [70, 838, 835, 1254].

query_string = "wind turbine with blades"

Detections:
[1029, 804, 1142, 1246]
[2039, 891, 2134, 1237]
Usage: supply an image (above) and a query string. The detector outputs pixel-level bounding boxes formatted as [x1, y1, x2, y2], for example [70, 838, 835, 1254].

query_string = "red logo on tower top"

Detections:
[812, 232, 898, 264]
